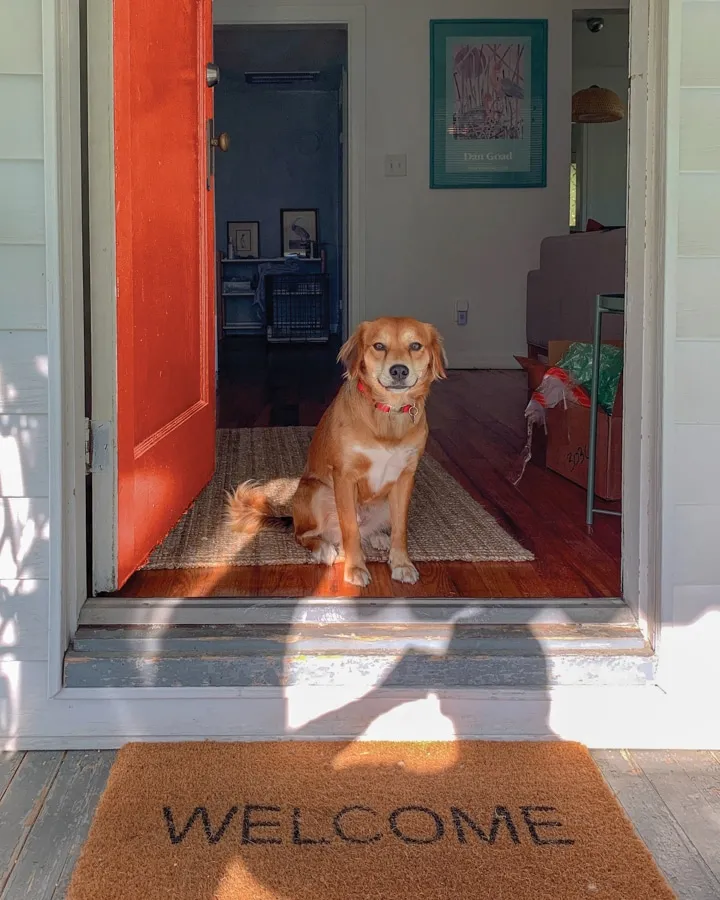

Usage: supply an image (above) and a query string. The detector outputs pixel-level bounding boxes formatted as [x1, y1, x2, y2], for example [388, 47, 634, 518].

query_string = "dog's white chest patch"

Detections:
[354, 445, 417, 494]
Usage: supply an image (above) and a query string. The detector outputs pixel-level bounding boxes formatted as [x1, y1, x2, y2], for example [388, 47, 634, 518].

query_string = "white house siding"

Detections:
[0, 0, 717, 746]
[660, 0, 720, 688]
[0, 0, 51, 710]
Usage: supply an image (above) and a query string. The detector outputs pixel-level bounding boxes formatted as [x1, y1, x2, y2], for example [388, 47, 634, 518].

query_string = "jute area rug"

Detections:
[144, 427, 533, 569]
[67, 741, 674, 900]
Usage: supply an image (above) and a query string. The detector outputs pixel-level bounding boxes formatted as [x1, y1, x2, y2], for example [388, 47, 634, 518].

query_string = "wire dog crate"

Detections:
[265, 273, 330, 343]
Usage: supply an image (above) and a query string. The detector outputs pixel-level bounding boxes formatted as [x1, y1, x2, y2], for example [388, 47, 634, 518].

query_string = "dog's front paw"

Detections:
[311, 541, 338, 566]
[344, 564, 371, 587]
[391, 563, 419, 584]
[368, 531, 391, 552]
[389, 551, 419, 584]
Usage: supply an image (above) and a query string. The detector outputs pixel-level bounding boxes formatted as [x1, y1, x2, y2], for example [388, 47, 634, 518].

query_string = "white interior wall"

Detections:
[211, 0, 637, 367]
[572, 11, 629, 227]
[214, 0, 592, 368]
[366, 0, 572, 368]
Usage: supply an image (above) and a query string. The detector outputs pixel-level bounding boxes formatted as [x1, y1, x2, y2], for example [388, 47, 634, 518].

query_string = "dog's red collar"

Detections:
[357, 379, 419, 420]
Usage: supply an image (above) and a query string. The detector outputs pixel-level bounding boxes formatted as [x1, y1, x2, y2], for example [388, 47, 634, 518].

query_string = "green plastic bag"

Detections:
[556, 342, 623, 415]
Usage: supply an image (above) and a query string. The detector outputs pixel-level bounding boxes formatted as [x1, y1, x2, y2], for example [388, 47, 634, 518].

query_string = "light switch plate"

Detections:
[384, 154, 407, 177]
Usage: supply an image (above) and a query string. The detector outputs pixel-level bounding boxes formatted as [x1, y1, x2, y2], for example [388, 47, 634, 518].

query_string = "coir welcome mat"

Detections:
[68, 742, 674, 900]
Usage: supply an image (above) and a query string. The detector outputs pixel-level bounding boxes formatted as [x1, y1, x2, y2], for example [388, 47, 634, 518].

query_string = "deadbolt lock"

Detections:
[206, 63, 220, 88]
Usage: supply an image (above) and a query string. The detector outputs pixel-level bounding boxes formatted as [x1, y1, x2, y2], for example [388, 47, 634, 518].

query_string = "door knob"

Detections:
[211, 132, 230, 152]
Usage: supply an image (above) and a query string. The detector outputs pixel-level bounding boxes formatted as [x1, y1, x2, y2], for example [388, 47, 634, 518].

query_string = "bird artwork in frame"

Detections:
[430, 19, 548, 189]
[281, 209, 319, 258]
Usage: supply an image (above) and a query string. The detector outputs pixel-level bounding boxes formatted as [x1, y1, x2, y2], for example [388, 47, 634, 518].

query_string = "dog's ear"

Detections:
[337, 322, 368, 379]
[427, 325, 448, 381]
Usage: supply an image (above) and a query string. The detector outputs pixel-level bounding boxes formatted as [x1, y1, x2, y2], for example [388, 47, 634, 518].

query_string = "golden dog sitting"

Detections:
[227, 317, 447, 586]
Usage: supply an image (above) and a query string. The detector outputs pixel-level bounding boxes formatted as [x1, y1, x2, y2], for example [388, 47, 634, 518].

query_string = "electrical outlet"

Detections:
[456, 301, 469, 326]
[384, 154, 407, 177]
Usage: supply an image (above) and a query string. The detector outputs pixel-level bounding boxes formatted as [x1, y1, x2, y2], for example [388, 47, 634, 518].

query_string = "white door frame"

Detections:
[47, 1, 667, 691]
[43, 0, 88, 695]
[621, 0, 668, 647]
[85, 0, 118, 595]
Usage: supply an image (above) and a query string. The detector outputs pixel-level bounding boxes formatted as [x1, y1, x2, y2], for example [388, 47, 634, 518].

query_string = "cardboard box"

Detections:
[543, 340, 623, 501]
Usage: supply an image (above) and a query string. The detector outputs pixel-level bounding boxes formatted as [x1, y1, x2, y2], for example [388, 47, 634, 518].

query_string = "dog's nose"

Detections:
[389, 364, 409, 382]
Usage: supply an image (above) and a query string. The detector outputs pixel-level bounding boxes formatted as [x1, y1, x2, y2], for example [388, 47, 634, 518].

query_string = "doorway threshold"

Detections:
[80, 596, 627, 627]
[68, 597, 652, 690]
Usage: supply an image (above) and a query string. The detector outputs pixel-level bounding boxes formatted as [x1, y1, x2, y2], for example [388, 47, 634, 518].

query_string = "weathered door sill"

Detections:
[67, 599, 653, 690]
[80, 596, 627, 627]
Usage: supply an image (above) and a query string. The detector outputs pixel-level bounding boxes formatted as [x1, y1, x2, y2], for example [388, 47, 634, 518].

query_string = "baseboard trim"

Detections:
[446, 352, 522, 370]
[79, 597, 629, 627]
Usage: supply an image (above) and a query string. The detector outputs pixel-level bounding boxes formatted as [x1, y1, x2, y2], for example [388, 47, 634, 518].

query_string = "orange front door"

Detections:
[113, 0, 216, 587]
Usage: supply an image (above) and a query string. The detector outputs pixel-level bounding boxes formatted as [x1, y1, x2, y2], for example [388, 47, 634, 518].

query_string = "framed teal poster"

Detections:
[430, 19, 548, 189]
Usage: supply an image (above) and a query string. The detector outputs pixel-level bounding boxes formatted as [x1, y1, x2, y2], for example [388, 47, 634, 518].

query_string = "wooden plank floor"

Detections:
[1, 749, 718, 898]
[114, 339, 621, 600]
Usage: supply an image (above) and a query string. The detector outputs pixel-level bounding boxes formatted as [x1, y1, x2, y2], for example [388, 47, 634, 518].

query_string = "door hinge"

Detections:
[84, 418, 111, 475]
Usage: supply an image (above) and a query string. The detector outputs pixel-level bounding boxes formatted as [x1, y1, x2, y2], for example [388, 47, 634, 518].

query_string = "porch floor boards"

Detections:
[112, 340, 621, 600]
[1, 749, 719, 899]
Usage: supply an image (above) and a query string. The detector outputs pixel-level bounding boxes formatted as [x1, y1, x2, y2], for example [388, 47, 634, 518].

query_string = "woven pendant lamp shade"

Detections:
[572, 85, 625, 123]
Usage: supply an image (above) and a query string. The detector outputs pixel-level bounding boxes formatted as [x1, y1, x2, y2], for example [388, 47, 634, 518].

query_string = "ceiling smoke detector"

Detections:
[586, 17, 604, 33]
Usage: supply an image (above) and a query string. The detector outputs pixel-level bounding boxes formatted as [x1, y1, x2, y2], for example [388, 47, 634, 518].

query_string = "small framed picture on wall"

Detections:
[227, 221, 260, 258]
[281, 209, 318, 257]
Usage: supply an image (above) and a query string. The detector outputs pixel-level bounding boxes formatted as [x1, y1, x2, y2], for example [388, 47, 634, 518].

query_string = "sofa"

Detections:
[526, 227, 626, 357]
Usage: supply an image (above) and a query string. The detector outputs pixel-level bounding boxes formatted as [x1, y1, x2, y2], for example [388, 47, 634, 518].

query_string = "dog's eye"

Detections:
[409, 342, 422, 352]
[373, 342, 386, 352]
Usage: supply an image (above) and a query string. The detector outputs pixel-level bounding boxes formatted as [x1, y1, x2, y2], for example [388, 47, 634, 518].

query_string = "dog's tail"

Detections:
[226, 480, 293, 535]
